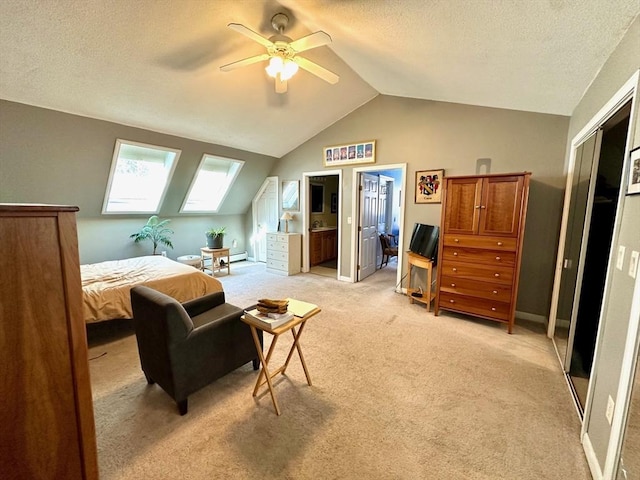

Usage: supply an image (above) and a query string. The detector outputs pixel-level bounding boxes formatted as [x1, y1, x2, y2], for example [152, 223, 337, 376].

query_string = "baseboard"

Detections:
[582, 432, 603, 480]
[515, 311, 548, 324]
[229, 252, 247, 263]
[338, 275, 351, 282]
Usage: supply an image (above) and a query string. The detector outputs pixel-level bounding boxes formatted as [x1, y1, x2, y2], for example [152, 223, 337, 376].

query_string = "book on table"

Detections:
[285, 298, 318, 317]
[244, 309, 294, 328]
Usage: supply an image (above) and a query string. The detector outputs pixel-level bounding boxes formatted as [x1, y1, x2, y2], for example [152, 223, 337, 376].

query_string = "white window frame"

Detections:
[180, 154, 244, 213]
[102, 139, 180, 214]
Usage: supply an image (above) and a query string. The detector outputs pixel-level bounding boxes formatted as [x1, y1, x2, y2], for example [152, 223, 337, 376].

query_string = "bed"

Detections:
[81, 255, 224, 323]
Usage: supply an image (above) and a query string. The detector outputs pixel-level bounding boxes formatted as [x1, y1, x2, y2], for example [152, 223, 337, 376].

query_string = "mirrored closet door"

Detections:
[551, 101, 631, 412]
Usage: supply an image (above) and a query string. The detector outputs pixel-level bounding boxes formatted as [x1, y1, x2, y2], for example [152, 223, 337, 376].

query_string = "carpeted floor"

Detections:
[87, 261, 591, 479]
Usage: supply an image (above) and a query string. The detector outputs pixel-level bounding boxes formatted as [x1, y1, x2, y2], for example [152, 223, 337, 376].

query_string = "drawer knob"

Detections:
[496, 256, 501, 261]
[497, 241, 503, 246]
[491, 307, 496, 311]
[492, 290, 498, 294]
[449, 299, 455, 304]
[451, 283, 456, 287]
[453, 252, 458, 256]
[475, 205, 481, 209]
[452, 268, 457, 272]
[454, 238, 459, 243]
[494, 273, 500, 277]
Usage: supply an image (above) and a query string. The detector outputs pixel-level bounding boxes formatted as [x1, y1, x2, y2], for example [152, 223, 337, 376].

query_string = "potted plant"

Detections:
[130, 215, 174, 255]
[205, 226, 225, 249]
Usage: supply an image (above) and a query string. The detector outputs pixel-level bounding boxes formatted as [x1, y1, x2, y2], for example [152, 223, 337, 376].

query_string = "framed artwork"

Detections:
[331, 193, 338, 213]
[324, 140, 376, 167]
[415, 169, 444, 204]
[628, 147, 640, 195]
[281, 180, 299, 211]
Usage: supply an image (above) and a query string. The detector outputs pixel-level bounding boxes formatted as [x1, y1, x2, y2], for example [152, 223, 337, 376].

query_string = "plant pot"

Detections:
[206, 234, 223, 249]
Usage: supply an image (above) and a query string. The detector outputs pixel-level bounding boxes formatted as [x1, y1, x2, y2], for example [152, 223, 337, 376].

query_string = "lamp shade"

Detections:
[281, 212, 293, 221]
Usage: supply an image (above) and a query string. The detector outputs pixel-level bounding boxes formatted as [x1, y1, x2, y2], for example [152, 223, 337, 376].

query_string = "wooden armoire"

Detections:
[0, 205, 99, 479]
[434, 172, 531, 333]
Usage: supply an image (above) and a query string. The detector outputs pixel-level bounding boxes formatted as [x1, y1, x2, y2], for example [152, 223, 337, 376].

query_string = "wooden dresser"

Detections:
[266, 232, 301, 275]
[434, 173, 531, 333]
[0, 204, 98, 479]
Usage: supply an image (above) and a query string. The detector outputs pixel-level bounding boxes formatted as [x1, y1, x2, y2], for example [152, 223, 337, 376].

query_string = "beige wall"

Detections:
[0, 100, 277, 263]
[271, 95, 570, 317]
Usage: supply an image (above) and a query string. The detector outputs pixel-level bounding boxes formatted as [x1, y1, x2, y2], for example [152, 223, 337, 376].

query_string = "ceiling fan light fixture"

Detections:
[265, 56, 298, 81]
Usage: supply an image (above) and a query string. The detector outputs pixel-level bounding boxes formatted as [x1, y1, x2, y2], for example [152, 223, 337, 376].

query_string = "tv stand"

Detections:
[406, 251, 434, 311]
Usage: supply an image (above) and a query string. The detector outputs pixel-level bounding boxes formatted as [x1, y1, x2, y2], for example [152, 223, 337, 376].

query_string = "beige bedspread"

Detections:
[81, 255, 223, 323]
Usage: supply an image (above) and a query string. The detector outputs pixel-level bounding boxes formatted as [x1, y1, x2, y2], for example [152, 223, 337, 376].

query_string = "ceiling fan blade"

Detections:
[275, 74, 288, 94]
[288, 31, 332, 53]
[294, 56, 340, 84]
[228, 23, 273, 48]
[220, 53, 270, 72]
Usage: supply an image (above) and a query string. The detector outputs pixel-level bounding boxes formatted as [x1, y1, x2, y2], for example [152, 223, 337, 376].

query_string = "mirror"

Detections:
[282, 181, 299, 211]
[311, 184, 324, 213]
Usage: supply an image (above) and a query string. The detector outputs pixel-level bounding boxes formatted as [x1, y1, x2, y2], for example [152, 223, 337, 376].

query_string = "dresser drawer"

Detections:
[266, 259, 287, 271]
[266, 233, 278, 242]
[267, 250, 287, 261]
[439, 292, 510, 321]
[440, 260, 514, 285]
[267, 240, 288, 252]
[443, 234, 517, 251]
[441, 246, 515, 267]
[439, 276, 512, 302]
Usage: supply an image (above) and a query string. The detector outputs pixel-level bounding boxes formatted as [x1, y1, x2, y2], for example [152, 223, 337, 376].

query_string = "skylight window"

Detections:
[102, 140, 180, 214]
[181, 154, 244, 213]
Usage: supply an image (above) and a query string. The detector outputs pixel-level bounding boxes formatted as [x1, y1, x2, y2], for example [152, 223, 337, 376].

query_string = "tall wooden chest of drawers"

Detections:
[434, 172, 531, 333]
[266, 232, 301, 275]
[0, 204, 98, 479]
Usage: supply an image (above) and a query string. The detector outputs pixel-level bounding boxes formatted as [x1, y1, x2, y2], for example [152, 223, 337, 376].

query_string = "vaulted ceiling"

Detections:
[1, 0, 638, 158]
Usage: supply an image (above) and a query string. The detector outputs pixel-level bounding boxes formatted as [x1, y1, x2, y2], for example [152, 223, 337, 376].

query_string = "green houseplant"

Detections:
[205, 226, 225, 249]
[130, 215, 174, 255]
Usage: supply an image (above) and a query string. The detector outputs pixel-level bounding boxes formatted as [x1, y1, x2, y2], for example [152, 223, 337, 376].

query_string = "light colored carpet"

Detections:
[88, 261, 591, 480]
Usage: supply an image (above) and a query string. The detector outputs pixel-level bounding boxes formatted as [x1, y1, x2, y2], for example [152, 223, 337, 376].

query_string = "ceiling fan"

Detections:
[220, 13, 339, 93]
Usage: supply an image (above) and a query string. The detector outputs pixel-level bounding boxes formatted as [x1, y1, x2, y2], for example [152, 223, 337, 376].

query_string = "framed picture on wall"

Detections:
[323, 140, 376, 167]
[628, 147, 640, 195]
[415, 169, 444, 204]
[331, 193, 337, 213]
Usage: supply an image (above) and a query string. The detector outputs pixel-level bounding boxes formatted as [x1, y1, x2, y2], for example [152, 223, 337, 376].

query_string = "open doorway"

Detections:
[352, 164, 406, 288]
[302, 170, 342, 279]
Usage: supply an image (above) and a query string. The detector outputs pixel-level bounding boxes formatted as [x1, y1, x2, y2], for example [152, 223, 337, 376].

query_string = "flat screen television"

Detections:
[409, 223, 440, 263]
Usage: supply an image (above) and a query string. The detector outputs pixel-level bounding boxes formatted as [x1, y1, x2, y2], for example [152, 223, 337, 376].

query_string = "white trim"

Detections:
[351, 163, 407, 287]
[602, 272, 640, 478]
[583, 432, 604, 480]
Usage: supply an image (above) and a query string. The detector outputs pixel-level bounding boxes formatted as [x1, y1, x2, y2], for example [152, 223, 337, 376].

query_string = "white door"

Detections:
[254, 178, 278, 262]
[358, 172, 379, 281]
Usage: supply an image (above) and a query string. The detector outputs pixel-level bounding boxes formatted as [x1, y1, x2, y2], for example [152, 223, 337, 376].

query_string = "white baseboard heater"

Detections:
[230, 251, 248, 263]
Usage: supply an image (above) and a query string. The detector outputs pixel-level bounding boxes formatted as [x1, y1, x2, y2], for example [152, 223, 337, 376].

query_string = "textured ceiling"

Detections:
[0, 0, 638, 158]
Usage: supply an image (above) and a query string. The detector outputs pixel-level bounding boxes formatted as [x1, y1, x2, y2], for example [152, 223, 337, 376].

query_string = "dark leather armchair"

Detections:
[130, 286, 262, 415]
[379, 233, 398, 269]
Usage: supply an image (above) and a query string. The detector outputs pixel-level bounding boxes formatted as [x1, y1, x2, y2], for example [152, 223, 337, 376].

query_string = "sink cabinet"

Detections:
[310, 229, 337, 266]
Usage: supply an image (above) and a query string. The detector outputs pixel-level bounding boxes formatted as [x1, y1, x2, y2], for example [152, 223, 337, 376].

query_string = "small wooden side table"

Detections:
[406, 251, 434, 311]
[241, 304, 321, 415]
[200, 247, 230, 276]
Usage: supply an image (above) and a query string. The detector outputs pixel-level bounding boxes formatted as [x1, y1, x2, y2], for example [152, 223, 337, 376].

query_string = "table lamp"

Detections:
[280, 212, 293, 233]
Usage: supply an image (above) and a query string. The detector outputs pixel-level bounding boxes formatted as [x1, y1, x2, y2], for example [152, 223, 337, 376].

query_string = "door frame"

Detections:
[351, 163, 407, 287]
[547, 70, 638, 479]
[251, 176, 278, 262]
[301, 169, 342, 276]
